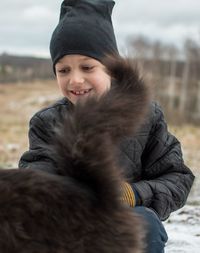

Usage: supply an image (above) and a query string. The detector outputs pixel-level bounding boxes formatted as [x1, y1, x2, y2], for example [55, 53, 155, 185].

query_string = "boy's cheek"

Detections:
[57, 82, 69, 98]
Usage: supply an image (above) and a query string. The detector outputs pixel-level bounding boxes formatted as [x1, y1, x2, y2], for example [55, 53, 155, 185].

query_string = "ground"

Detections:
[165, 203, 200, 252]
[0, 81, 199, 252]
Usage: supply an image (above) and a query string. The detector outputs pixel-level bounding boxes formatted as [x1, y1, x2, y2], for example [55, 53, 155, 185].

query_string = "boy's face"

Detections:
[55, 54, 111, 104]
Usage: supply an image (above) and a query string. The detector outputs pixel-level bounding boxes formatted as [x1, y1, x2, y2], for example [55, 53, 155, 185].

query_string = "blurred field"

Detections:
[0, 80, 61, 168]
[0, 81, 199, 174]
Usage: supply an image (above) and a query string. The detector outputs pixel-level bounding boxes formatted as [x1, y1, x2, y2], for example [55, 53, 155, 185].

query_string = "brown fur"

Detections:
[0, 56, 149, 253]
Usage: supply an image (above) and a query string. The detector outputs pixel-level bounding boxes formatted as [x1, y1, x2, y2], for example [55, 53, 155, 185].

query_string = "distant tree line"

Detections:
[126, 36, 200, 125]
[0, 53, 54, 83]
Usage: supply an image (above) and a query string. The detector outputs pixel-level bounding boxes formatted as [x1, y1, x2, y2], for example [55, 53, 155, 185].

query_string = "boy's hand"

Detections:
[121, 182, 136, 207]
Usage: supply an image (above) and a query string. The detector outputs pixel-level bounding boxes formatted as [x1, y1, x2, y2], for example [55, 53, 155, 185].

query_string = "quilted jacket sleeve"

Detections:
[133, 103, 195, 221]
[18, 113, 57, 174]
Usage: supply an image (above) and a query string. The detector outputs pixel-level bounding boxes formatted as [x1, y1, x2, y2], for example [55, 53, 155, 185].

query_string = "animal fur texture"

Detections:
[0, 56, 149, 253]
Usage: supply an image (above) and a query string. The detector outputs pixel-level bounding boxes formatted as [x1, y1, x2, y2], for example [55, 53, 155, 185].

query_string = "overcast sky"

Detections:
[0, 0, 200, 57]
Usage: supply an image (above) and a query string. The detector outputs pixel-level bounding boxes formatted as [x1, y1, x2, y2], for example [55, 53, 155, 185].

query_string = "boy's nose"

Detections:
[69, 71, 84, 86]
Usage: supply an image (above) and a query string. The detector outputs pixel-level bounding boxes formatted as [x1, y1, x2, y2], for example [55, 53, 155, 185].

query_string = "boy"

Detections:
[19, 0, 195, 252]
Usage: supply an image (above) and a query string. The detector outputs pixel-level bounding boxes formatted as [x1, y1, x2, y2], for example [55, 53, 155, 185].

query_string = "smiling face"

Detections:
[55, 55, 111, 104]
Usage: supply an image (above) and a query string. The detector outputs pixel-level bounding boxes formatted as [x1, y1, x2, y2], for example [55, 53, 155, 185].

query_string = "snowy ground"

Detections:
[165, 174, 200, 252]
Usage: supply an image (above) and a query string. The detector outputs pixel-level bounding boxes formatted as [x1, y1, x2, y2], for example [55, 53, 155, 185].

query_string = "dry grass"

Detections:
[169, 125, 200, 173]
[0, 81, 199, 174]
[0, 80, 60, 167]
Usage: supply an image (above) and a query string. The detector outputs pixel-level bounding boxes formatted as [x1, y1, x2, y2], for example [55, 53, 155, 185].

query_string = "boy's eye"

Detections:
[82, 65, 94, 72]
[57, 67, 70, 74]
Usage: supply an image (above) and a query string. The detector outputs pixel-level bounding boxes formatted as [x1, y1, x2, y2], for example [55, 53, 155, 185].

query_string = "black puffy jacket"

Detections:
[19, 98, 195, 221]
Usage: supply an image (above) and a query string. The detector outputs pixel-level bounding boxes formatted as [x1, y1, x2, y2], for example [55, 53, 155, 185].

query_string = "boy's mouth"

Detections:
[70, 89, 92, 96]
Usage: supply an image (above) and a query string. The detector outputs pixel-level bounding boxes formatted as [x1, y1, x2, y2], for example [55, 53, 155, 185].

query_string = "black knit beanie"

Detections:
[50, 0, 119, 71]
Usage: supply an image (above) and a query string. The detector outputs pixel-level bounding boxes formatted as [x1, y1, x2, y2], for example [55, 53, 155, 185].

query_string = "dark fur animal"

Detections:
[0, 57, 149, 253]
